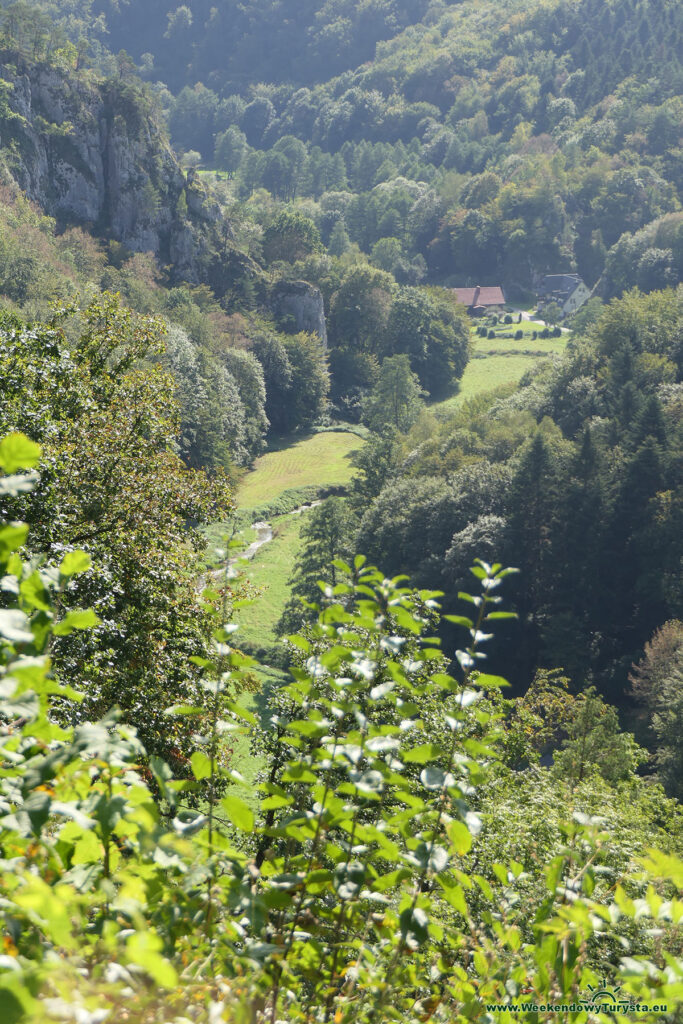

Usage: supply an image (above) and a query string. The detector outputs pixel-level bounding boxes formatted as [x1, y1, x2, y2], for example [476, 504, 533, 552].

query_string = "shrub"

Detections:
[1, 434, 681, 1023]
[504, 314, 513, 324]
[515, 329, 523, 339]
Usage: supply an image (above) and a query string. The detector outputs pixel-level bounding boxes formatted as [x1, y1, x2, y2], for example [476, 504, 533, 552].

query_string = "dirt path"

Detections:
[205, 501, 323, 585]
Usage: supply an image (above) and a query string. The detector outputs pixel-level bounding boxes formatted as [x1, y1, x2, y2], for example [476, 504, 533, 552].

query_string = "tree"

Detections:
[363, 354, 424, 433]
[169, 84, 218, 156]
[220, 347, 269, 462]
[382, 287, 470, 397]
[630, 620, 683, 797]
[327, 219, 351, 256]
[248, 328, 294, 435]
[160, 323, 247, 472]
[349, 429, 397, 510]
[214, 126, 247, 177]
[282, 332, 329, 431]
[1, 444, 682, 1018]
[543, 301, 562, 326]
[276, 498, 358, 634]
[0, 298, 232, 770]
[328, 264, 395, 354]
[651, 658, 683, 800]
[262, 210, 322, 264]
[554, 687, 646, 786]
[164, 4, 193, 40]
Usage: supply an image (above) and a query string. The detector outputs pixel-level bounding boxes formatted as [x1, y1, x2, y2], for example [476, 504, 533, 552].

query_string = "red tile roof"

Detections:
[453, 286, 505, 307]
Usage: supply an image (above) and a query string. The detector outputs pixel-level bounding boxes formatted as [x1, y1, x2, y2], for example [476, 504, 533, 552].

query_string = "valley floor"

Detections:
[221, 330, 570, 779]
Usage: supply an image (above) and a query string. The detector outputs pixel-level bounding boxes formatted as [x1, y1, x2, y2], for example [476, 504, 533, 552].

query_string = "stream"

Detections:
[207, 500, 322, 585]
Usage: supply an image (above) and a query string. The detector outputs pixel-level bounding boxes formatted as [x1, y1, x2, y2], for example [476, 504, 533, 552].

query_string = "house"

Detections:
[452, 285, 506, 316]
[538, 274, 590, 317]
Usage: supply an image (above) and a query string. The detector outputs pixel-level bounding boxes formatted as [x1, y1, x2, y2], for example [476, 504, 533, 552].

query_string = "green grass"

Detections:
[236, 511, 308, 647]
[431, 327, 570, 415]
[433, 354, 542, 415]
[236, 431, 362, 509]
[228, 511, 312, 785]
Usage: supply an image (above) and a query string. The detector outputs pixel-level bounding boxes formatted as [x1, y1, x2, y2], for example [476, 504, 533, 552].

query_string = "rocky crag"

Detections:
[0, 52, 329, 325]
[269, 279, 328, 346]
[0, 52, 233, 285]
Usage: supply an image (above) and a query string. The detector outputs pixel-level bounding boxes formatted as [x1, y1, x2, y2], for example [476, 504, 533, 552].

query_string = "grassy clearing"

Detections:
[228, 511, 312, 785]
[236, 511, 308, 647]
[433, 354, 541, 415]
[431, 326, 570, 415]
[236, 431, 362, 509]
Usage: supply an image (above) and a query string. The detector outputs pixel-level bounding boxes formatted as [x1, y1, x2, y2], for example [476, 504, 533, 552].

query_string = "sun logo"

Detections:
[584, 979, 619, 1004]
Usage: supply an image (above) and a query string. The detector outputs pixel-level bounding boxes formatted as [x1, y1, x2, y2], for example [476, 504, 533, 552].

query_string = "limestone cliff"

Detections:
[269, 280, 328, 347]
[0, 52, 234, 285]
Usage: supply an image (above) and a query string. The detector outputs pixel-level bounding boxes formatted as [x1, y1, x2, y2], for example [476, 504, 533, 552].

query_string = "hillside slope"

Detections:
[0, 51, 261, 291]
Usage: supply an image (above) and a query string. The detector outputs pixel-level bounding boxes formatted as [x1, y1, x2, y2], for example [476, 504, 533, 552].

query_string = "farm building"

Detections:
[538, 274, 590, 316]
[452, 285, 506, 315]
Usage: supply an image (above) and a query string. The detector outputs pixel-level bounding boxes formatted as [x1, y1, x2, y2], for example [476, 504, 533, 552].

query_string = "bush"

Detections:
[515, 329, 523, 339]
[2, 435, 682, 1024]
[487, 328, 495, 338]
[504, 314, 513, 324]
[540, 327, 550, 338]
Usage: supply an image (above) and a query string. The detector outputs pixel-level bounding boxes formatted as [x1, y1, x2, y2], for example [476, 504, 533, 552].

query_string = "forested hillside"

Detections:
[0, 1, 682, 1021]
[88, 0, 683, 297]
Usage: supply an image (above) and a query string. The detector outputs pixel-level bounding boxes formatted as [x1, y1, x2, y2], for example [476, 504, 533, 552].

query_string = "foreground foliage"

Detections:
[0, 299, 233, 770]
[1, 433, 682, 1023]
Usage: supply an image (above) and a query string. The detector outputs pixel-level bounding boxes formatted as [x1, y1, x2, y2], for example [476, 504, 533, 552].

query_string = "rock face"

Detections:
[0, 53, 223, 283]
[269, 280, 328, 346]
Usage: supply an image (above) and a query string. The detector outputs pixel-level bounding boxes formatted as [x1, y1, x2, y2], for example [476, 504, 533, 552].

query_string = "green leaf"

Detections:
[126, 932, 177, 989]
[0, 433, 41, 473]
[0, 523, 29, 557]
[23, 791, 52, 834]
[225, 700, 257, 726]
[52, 609, 100, 635]
[221, 793, 254, 832]
[190, 751, 213, 781]
[444, 615, 474, 628]
[72, 830, 103, 866]
[261, 794, 293, 811]
[448, 821, 473, 856]
[149, 756, 177, 807]
[420, 766, 448, 790]
[474, 673, 510, 689]
[408, 842, 450, 874]
[172, 811, 207, 836]
[441, 880, 468, 916]
[402, 743, 444, 764]
[0, 982, 34, 1024]
[59, 551, 92, 578]
[474, 875, 494, 900]
[20, 573, 51, 612]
